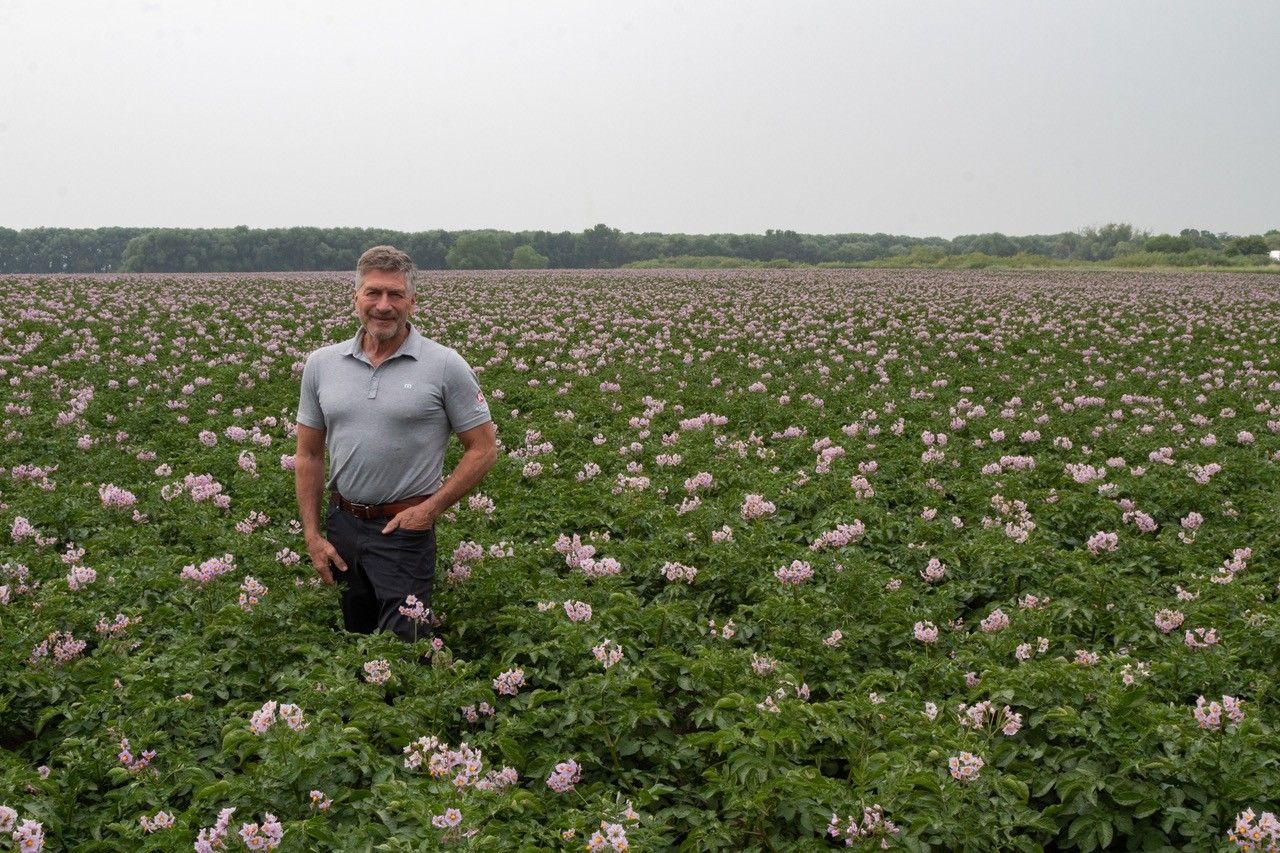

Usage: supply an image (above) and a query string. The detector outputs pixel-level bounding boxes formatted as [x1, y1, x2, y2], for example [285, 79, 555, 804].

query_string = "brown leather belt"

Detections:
[330, 490, 432, 520]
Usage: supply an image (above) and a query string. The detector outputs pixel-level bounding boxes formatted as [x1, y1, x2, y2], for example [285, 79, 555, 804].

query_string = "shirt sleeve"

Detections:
[442, 349, 492, 434]
[296, 352, 325, 430]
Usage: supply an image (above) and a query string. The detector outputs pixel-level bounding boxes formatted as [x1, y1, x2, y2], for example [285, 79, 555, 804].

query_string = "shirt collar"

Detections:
[345, 323, 423, 363]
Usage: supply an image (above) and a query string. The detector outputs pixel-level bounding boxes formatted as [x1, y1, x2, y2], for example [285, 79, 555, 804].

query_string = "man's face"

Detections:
[354, 270, 415, 342]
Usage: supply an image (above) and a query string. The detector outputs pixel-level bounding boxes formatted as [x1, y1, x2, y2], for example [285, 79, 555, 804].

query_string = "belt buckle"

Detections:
[348, 498, 377, 518]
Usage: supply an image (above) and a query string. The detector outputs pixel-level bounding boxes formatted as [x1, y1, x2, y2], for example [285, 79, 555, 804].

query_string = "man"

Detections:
[294, 245, 497, 643]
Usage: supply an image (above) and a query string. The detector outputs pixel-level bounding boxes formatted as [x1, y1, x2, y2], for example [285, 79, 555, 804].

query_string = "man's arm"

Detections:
[295, 423, 347, 584]
[383, 421, 498, 534]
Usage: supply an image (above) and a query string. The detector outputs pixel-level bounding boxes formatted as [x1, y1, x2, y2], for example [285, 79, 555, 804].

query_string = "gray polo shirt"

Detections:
[297, 324, 492, 504]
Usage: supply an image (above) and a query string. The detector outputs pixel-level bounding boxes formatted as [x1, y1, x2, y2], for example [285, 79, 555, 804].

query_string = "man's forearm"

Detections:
[294, 455, 328, 539]
[425, 445, 498, 521]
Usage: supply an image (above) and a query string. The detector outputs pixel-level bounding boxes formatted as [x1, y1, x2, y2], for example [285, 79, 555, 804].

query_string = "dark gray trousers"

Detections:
[326, 504, 436, 644]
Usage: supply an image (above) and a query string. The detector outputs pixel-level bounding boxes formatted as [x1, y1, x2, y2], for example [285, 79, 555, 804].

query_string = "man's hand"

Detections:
[305, 533, 348, 584]
[382, 502, 437, 535]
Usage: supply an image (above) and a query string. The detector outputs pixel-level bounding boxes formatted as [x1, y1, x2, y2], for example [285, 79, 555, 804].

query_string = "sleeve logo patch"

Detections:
[476, 390, 486, 405]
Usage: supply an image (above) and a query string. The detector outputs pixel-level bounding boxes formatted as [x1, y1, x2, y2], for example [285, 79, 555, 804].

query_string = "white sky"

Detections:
[1, 0, 1277, 237]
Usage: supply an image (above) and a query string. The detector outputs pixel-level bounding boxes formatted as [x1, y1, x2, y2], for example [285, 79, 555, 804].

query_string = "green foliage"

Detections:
[6, 221, 1278, 273]
[5, 269, 1280, 850]
[1143, 234, 1194, 253]
[1224, 235, 1269, 256]
[445, 232, 508, 270]
[509, 244, 549, 269]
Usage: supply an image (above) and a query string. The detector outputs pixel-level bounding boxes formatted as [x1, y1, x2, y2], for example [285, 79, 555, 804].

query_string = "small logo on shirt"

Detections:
[403, 383, 414, 389]
[476, 390, 486, 405]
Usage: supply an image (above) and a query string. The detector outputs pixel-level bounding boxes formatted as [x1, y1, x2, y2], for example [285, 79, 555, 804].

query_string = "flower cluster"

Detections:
[1086, 531, 1119, 555]
[660, 561, 698, 583]
[554, 533, 622, 579]
[809, 520, 866, 551]
[740, 493, 776, 520]
[546, 759, 582, 793]
[238, 813, 284, 850]
[180, 553, 236, 584]
[587, 821, 631, 852]
[1229, 808, 1279, 851]
[593, 639, 624, 669]
[1193, 695, 1245, 730]
[948, 751, 985, 782]
[913, 621, 938, 644]
[957, 700, 1023, 736]
[117, 737, 157, 773]
[139, 811, 175, 833]
[362, 659, 391, 685]
[827, 805, 901, 848]
[249, 701, 306, 734]
[1, 807, 43, 852]
[98, 482, 137, 507]
[493, 668, 526, 696]
[29, 631, 86, 666]
[563, 600, 593, 622]
[238, 575, 268, 611]
[775, 559, 814, 586]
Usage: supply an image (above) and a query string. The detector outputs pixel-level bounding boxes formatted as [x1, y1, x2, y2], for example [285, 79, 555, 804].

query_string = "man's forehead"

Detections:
[358, 271, 410, 291]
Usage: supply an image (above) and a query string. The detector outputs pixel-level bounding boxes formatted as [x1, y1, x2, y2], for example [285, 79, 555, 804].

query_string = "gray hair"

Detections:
[356, 245, 416, 297]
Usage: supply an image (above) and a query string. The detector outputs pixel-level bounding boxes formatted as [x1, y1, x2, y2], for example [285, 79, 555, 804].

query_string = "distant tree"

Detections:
[445, 232, 507, 269]
[581, 223, 623, 267]
[1179, 229, 1222, 250]
[954, 233, 1017, 257]
[1224, 235, 1269, 256]
[833, 241, 878, 262]
[510, 244, 550, 269]
[1144, 234, 1193, 253]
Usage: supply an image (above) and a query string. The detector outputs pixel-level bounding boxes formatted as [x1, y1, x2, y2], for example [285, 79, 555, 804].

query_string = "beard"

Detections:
[363, 314, 404, 341]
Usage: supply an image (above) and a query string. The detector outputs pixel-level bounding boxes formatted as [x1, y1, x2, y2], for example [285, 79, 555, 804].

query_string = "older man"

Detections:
[294, 245, 497, 642]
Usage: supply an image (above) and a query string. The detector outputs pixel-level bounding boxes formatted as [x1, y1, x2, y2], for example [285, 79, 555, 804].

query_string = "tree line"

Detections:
[0, 223, 1275, 273]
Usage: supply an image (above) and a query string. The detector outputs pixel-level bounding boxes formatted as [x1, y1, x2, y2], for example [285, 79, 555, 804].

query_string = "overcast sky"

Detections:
[2, 0, 1276, 238]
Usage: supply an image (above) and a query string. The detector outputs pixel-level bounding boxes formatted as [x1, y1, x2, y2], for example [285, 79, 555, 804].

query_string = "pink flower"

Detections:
[1154, 609, 1185, 634]
[592, 640, 623, 669]
[563, 600, 593, 622]
[775, 560, 813, 586]
[948, 751, 984, 782]
[97, 483, 137, 508]
[237, 813, 284, 850]
[1228, 809, 1279, 850]
[740, 493, 776, 520]
[1184, 627, 1219, 649]
[139, 811, 175, 833]
[660, 562, 698, 583]
[363, 659, 391, 685]
[493, 668, 526, 696]
[810, 520, 866, 551]
[431, 808, 463, 829]
[1193, 695, 1223, 730]
[546, 759, 581, 793]
[398, 594, 429, 623]
[1086, 531, 1118, 555]
[913, 621, 938, 644]
[920, 558, 947, 583]
[979, 608, 1010, 633]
